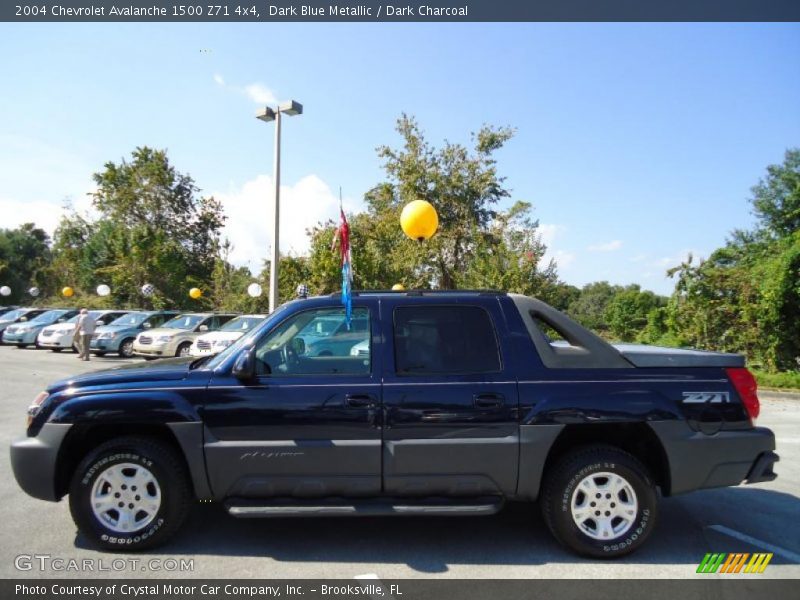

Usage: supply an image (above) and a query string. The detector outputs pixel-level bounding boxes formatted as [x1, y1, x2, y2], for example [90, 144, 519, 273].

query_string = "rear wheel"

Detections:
[541, 445, 658, 558]
[119, 338, 135, 358]
[68, 436, 191, 551]
[176, 343, 192, 358]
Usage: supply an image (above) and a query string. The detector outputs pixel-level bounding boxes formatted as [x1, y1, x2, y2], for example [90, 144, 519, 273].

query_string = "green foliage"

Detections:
[604, 285, 666, 342]
[45, 147, 226, 309]
[0, 223, 51, 303]
[752, 369, 800, 392]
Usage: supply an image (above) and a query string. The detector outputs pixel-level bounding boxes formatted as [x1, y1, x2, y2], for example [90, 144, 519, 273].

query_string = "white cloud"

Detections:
[537, 223, 575, 270]
[213, 174, 360, 271]
[587, 239, 623, 252]
[212, 73, 278, 106]
[243, 83, 277, 105]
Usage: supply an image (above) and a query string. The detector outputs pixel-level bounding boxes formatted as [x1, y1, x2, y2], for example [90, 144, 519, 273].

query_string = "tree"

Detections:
[604, 285, 666, 342]
[0, 223, 51, 303]
[567, 282, 623, 334]
[663, 149, 800, 371]
[48, 147, 226, 309]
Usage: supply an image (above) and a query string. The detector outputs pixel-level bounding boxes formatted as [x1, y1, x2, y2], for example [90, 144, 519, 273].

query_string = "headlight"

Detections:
[97, 331, 116, 339]
[16, 327, 29, 334]
[156, 335, 173, 342]
[214, 339, 233, 348]
[27, 391, 49, 427]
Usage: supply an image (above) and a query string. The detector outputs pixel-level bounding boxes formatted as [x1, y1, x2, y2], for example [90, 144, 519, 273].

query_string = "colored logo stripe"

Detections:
[697, 553, 773, 574]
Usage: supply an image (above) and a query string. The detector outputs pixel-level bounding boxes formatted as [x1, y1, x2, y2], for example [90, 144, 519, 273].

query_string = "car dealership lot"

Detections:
[0, 344, 798, 579]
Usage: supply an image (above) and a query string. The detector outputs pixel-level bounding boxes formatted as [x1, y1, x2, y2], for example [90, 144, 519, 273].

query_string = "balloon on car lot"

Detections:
[28, 287, 40, 297]
[401, 199, 438, 242]
[62, 287, 74, 297]
[189, 287, 202, 299]
[392, 283, 405, 291]
[247, 283, 262, 297]
[96, 284, 111, 296]
[0, 286, 10, 296]
[141, 283, 155, 296]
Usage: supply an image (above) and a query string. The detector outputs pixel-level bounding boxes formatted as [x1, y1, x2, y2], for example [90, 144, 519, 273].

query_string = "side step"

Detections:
[225, 496, 505, 518]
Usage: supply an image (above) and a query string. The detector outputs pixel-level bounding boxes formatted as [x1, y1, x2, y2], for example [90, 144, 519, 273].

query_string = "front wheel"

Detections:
[119, 338, 134, 358]
[541, 445, 658, 558]
[176, 343, 192, 358]
[69, 436, 192, 551]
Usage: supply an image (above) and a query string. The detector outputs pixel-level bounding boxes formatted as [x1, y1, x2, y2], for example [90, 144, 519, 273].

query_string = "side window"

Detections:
[218, 315, 235, 327]
[147, 315, 165, 328]
[255, 307, 371, 376]
[393, 305, 501, 375]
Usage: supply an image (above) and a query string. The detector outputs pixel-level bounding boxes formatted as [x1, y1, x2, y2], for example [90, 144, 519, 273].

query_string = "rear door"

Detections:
[381, 297, 519, 497]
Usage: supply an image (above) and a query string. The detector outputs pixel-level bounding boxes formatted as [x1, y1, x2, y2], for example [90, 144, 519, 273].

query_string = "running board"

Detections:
[225, 496, 504, 518]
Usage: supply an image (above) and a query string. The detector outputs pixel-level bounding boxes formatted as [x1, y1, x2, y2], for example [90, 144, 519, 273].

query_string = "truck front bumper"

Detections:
[649, 422, 778, 496]
[10, 423, 72, 501]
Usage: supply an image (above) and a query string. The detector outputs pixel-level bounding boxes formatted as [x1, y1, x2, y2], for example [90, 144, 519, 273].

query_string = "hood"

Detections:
[195, 330, 244, 343]
[43, 322, 77, 333]
[47, 356, 195, 393]
[612, 343, 745, 368]
[138, 327, 192, 337]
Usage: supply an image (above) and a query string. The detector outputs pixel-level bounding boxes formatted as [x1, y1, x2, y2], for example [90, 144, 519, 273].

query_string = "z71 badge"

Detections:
[682, 391, 731, 404]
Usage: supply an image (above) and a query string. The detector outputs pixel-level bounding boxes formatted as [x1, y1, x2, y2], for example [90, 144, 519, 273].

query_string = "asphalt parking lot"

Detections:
[0, 344, 798, 579]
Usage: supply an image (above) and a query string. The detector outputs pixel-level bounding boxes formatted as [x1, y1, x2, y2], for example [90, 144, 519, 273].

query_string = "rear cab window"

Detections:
[393, 305, 502, 375]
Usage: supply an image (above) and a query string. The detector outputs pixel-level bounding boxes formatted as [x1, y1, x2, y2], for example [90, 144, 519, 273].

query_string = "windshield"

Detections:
[220, 315, 265, 332]
[108, 312, 150, 327]
[0, 309, 25, 321]
[29, 310, 68, 324]
[206, 304, 292, 370]
[162, 314, 205, 330]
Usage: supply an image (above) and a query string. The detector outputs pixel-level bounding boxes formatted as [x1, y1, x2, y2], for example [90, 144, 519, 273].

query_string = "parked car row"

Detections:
[0, 306, 269, 359]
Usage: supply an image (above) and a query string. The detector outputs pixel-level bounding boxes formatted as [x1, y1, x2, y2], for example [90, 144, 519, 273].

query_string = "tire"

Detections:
[176, 343, 192, 358]
[119, 338, 135, 358]
[16, 344, 26, 349]
[95, 352, 106, 357]
[68, 436, 192, 551]
[541, 445, 658, 558]
[51, 348, 62, 353]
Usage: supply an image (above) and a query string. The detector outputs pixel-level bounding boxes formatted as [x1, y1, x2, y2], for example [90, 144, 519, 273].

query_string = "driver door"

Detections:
[202, 304, 382, 500]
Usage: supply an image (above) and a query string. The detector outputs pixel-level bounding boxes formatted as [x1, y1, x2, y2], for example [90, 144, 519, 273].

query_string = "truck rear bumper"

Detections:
[9, 423, 72, 501]
[649, 422, 777, 495]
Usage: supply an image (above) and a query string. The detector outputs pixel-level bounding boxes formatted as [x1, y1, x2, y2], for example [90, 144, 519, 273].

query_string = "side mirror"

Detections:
[232, 348, 256, 380]
[199, 324, 209, 332]
[292, 337, 306, 355]
[143, 322, 152, 329]
[19, 317, 28, 322]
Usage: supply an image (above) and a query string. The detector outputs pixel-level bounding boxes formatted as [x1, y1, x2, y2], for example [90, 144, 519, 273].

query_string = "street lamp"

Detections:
[256, 99, 303, 313]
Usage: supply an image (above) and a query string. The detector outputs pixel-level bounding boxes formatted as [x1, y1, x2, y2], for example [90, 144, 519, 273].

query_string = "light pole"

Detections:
[256, 99, 303, 313]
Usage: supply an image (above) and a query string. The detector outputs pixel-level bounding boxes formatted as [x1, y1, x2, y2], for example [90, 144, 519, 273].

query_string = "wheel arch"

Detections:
[523, 422, 672, 499]
[54, 422, 212, 500]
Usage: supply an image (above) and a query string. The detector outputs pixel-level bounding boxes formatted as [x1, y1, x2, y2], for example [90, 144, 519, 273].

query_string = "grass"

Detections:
[752, 369, 800, 393]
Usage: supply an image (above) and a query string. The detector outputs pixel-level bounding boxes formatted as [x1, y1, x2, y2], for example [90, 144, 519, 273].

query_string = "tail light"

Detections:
[726, 368, 760, 423]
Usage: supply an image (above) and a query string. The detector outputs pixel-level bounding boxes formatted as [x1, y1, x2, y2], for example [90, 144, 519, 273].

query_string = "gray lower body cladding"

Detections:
[10, 423, 72, 501]
[648, 421, 777, 495]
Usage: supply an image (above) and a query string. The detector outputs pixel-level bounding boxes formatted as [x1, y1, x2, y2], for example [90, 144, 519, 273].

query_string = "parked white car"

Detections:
[36, 310, 130, 352]
[190, 314, 267, 357]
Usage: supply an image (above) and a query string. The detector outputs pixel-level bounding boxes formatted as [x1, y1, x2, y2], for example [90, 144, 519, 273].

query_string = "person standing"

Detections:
[73, 309, 96, 361]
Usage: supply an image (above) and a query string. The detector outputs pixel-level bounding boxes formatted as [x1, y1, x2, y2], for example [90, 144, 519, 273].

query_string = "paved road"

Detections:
[0, 345, 798, 579]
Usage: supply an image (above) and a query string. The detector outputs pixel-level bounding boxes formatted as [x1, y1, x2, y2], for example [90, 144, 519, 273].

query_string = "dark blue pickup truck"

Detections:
[10, 291, 778, 557]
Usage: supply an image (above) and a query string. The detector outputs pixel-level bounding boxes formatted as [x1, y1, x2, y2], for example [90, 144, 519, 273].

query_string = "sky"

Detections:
[0, 22, 798, 294]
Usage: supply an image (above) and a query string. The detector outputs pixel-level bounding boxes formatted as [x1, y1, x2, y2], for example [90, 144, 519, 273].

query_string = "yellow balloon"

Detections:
[189, 287, 202, 299]
[62, 287, 74, 298]
[391, 284, 405, 291]
[400, 200, 438, 242]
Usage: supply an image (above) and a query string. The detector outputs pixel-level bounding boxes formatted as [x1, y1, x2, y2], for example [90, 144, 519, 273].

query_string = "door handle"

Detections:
[345, 394, 376, 408]
[473, 393, 504, 409]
